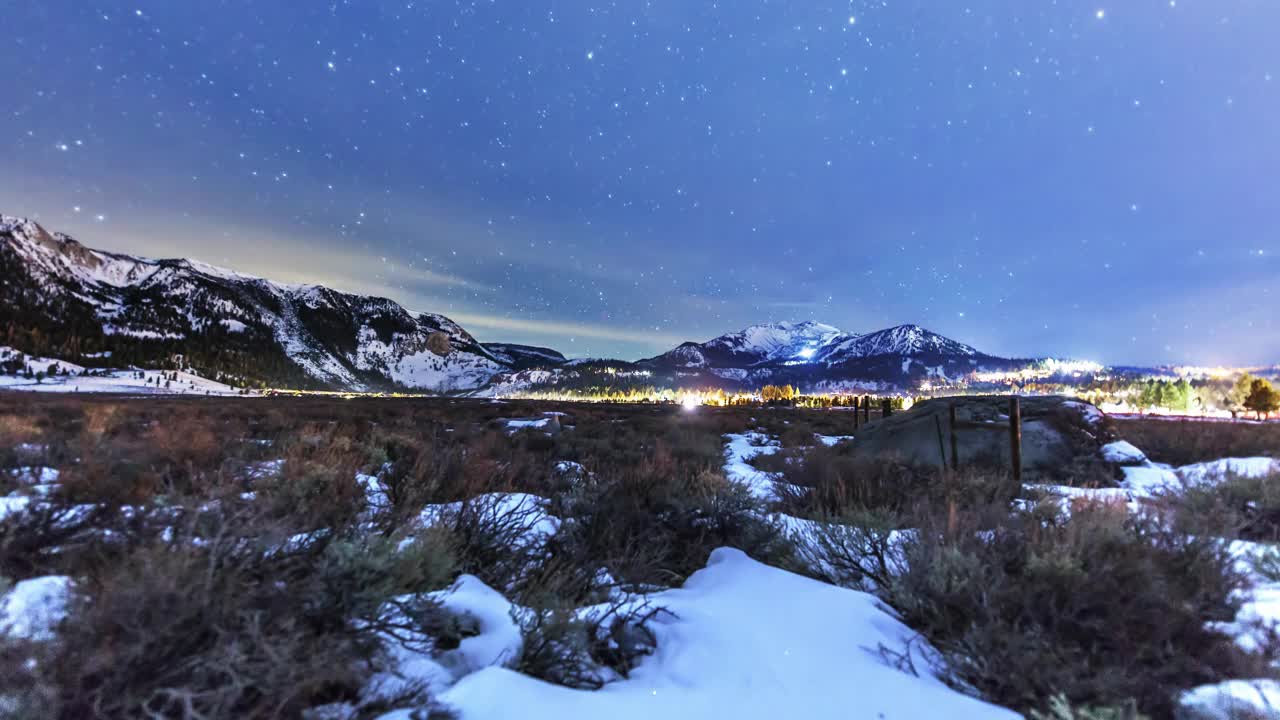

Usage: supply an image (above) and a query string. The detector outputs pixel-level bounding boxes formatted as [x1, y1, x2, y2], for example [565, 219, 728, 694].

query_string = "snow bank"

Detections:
[1062, 400, 1105, 425]
[1120, 464, 1180, 496]
[1180, 679, 1280, 720]
[7, 466, 60, 486]
[723, 432, 782, 500]
[1215, 542, 1280, 656]
[815, 434, 855, 447]
[403, 548, 1014, 720]
[358, 471, 393, 517]
[414, 493, 560, 550]
[0, 576, 72, 641]
[506, 417, 554, 431]
[1115, 456, 1280, 499]
[1025, 484, 1133, 503]
[0, 495, 32, 522]
[1101, 440, 1147, 465]
[434, 576, 523, 680]
[1180, 458, 1280, 484]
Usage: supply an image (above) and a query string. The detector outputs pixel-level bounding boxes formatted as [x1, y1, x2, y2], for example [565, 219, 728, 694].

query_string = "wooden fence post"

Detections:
[862, 395, 870, 424]
[934, 414, 948, 469]
[948, 403, 959, 472]
[1009, 396, 1022, 483]
[882, 398, 892, 418]
[853, 400, 860, 430]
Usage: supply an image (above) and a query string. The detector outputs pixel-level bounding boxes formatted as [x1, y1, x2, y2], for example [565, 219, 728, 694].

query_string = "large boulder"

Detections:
[848, 396, 1115, 480]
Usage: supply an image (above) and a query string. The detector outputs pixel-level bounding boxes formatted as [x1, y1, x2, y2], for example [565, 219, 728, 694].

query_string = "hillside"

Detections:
[0, 215, 507, 392]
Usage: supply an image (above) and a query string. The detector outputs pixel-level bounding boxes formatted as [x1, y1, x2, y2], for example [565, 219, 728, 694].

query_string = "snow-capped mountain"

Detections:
[646, 321, 847, 368]
[0, 215, 512, 392]
[607, 319, 1006, 394]
[648, 321, 987, 370]
[0, 214, 1018, 396]
[812, 324, 981, 366]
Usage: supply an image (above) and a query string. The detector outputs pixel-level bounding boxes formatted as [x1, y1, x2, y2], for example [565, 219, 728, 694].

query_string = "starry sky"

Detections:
[4, 1, 1278, 366]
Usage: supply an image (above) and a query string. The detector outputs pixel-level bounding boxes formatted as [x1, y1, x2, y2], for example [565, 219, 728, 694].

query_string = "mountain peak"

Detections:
[648, 320, 847, 368]
[817, 324, 980, 363]
[1, 213, 516, 392]
[1, 215, 103, 271]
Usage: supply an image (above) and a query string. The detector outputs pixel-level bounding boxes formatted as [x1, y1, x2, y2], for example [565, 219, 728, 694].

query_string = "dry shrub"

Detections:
[14, 510, 456, 720]
[427, 494, 552, 595]
[1115, 418, 1280, 466]
[144, 414, 228, 488]
[884, 503, 1260, 717]
[790, 509, 903, 590]
[516, 600, 667, 690]
[0, 500, 116, 580]
[0, 412, 43, 468]
[775, 444, 1020, 520]
[80, 403, 122, 438]
[1161, 470, 1280, 542]
[554, 443, 792, 588]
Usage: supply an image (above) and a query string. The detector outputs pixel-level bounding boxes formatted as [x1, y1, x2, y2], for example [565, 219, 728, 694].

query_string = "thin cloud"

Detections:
[445, 312, 687, 348]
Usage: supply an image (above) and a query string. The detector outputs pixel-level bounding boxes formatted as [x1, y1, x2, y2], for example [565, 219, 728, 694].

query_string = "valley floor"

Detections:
[2, 396, 1279, 719]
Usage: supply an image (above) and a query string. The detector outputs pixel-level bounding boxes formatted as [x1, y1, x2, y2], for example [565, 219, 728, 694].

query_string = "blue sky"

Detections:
[3, 1, 1277, 364]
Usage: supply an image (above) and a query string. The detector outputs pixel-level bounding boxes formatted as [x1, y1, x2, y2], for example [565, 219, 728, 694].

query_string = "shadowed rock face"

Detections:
[849, 395, 1115, 477]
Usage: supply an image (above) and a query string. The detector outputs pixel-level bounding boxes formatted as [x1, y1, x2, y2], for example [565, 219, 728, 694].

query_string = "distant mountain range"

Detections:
[643, 320, 983, 370]
[0, 215, 506, 391]
[1, 215, 1028, 394]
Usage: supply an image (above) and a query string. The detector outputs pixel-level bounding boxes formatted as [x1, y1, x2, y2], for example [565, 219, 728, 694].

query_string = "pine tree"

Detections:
[1228, 373, 1255, 418]
[1244, 378, 1280, 420]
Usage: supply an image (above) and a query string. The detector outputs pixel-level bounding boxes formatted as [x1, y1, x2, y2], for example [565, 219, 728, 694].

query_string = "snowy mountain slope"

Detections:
[632, 319, 999, 389]
[646, 321, 847, 368]
[0, 346, 248, 396]
[813, 324, 982, 365]
[0, 215, 508, 392]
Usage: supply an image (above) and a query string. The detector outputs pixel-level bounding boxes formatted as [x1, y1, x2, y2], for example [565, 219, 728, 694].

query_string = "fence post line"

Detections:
[934, 414, 948, 469]
[949, 403, 959, 472]
[1009, 396, 1022, 483]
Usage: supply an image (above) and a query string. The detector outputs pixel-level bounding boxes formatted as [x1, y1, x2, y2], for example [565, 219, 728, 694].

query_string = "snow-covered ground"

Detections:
[722, 432, 784, 500]
[1022, 441, 1280, 718]
[376, 549, 1016, 720]
[0, 347, 247, 396]
[0, 575, 72, 641]
[0, 463, 1016, 720]
[815, 434, 855, 447]
[4, 410, 1279, 719]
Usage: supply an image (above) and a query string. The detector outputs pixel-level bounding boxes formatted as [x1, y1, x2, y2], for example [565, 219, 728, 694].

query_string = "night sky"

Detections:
[4, 1, 1278, 365]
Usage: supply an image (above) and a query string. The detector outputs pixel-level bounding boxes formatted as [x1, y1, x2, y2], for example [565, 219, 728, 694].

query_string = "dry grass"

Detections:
[1114, 417, 1280, 466]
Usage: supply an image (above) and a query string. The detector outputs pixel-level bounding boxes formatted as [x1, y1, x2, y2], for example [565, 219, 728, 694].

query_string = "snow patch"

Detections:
[1101, 440, 1147, 465]
[0, 576, 73, 641]
[1180, 458, 1280, 484]
[416, 548, 1016, 720]
[1180, 679, 1280, 720]
[723, 432, 783, 500]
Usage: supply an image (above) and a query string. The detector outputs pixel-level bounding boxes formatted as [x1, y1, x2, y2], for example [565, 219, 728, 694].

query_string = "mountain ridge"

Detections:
[644, 320, 990, 371]
[1, 215, 508, 392]
[1, 214, 1016, 394]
